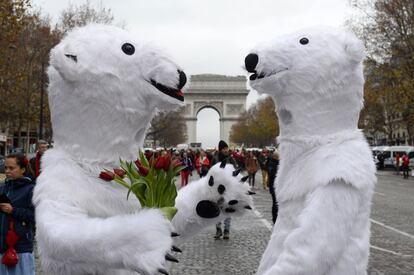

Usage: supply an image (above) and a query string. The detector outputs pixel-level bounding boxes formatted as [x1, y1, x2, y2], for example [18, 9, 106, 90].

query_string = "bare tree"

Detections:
[349, 0, 414, 144]
[56, 0, 114, 33]
[230, 97, 279, 147]
[146, 109, 187, 148]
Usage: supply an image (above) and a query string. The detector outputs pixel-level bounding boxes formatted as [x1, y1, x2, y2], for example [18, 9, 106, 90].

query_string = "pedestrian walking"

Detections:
[402, 153, 410, 179]
[29, 140, 49, 182]
[245, 151, 259, 189]
[395, 153, 401, 175]
[267, 151, 280, 224]
[199, 150, 210, 178]
[258, 149, 269, 190]
[212, 140, 236, 240]
[0, 153, 35, 275]
[180, 152, 193, 187]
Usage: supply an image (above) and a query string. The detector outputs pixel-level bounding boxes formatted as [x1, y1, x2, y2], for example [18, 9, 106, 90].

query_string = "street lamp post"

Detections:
[39, 62, 45, 140]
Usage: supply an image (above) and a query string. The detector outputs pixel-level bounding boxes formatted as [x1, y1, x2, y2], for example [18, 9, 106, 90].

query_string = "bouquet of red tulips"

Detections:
[113, 150, 184, 220]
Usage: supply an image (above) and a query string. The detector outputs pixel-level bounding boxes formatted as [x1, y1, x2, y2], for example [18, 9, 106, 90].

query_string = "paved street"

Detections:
[170, 171, 414, 275]
[32, 171, 414, 274]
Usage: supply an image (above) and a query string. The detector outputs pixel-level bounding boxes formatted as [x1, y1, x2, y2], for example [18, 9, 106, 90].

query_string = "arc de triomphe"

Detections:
[183, 74, 249, 145]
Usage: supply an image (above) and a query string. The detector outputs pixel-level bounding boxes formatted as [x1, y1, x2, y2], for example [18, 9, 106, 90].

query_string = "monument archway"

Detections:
[183, 74, 249, 146]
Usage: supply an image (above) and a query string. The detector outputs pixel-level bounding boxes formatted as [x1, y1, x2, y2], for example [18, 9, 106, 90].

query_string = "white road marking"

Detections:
[253, 210, 273, 231]
[370, 245, 412, 257]
[252, 209, 414, 258]
[370, 218, 414, 240]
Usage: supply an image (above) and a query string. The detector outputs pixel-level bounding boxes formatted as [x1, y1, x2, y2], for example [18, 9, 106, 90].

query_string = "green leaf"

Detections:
[114, 176, 130, 189]
[159, 206, 178, 221]
[128, 180, 148, 206]
[139, 149, 150, 167]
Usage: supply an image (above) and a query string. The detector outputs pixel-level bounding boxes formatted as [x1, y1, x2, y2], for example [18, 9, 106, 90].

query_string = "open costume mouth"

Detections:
[150, 70, 186, 102]
[150, 79, 184, 102]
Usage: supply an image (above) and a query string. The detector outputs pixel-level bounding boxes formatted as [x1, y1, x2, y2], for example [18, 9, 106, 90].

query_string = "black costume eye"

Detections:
[122, 43, 135, 55]
[299, 38, 309, 45]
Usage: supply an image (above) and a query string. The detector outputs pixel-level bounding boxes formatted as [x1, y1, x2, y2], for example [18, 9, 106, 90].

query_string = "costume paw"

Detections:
[195, 160, 254, 219]
[122, 210, 180, 274]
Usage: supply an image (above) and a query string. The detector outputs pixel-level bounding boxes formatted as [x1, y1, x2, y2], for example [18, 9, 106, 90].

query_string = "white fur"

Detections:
[34, 24, 253, 274]
[248, 27, 376, 274]
[173, 163, 253, 241]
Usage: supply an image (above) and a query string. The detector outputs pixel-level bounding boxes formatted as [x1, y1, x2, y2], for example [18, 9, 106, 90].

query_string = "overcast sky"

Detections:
[32, 0, 354, 148]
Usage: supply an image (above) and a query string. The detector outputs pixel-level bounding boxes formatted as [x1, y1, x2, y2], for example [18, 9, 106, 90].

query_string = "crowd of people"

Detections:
[143, 140, 281, 239]
[0, 138, 281, 273]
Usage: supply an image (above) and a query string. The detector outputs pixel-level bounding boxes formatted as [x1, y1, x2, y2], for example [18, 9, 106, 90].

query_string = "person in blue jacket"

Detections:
[0, 153, 35, 275]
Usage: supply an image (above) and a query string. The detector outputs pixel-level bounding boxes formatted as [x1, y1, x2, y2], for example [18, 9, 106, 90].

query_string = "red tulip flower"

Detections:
[154, 155, 172, 171]
[154, 156, 164, 170]
[162, 155, 171, 171]
[99, 171, 115, 181]
[134, 160, 149, 176]
[113, 168, 126, 178]
[134, 159, 142, 168]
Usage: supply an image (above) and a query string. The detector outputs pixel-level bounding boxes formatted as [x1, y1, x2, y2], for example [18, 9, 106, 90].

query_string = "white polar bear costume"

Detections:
[33, 24, 253, 275]
[245, 27, 376, 275]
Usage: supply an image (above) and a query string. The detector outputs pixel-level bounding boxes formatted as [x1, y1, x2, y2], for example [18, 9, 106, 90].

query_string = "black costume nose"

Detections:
[245, 53, 259, 73]
[177, 70, 187, 90]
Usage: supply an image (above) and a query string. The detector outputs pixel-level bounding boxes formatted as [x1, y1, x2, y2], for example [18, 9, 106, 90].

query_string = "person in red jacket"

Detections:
[199, 150, 210, 178]
[401, 153, 410, 179]
[29, 140, 48, 181]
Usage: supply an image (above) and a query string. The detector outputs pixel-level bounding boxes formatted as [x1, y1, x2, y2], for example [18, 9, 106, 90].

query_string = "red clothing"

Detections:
[201, 156, 210, 167]
[402, 155, 409, 167]
[181, 170, 190, 186]
[195, 157, 201, 172]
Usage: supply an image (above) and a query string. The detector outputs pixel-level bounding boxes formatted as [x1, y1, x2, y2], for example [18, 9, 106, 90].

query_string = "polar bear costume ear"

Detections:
[344, 33, 365, 64]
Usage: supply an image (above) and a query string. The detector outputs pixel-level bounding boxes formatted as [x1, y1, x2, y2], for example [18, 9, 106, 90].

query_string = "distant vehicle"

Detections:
[373, 146, 414, 169]
[176, 144, 189, 151]
[245, 147, 262, 152]
[189, 143, 202, 150]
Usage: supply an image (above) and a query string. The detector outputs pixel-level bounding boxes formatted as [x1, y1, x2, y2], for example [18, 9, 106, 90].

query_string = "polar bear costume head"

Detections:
[48, 24, 187, 166]
[245, 27, 365, 138]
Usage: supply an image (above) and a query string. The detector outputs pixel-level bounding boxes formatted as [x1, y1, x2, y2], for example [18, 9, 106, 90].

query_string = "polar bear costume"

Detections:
[33, 24, 253, 275]
[245, 27, 376, 275]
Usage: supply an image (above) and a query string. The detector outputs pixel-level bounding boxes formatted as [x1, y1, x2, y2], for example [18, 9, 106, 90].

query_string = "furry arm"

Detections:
[263, 180, 362, 275]
[172, 180, 224, 241]
[36, 199, 173, 274]
[172, 164, 253, 241]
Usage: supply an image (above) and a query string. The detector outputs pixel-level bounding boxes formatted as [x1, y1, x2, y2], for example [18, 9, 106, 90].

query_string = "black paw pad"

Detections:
[232, 169, 242, 177]
[240, 175, 249, 182]
[220, 159, 227, 168]
[196, 200, 220, 218]
[208, 176, 214, 186]
[225, 208, 236, 213]
[228, 200, 238, 205]
[218, 184, 226, 194]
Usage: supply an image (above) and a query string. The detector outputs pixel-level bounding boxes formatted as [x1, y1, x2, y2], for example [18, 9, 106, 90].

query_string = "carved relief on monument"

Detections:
[226, 104, 244, 115]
